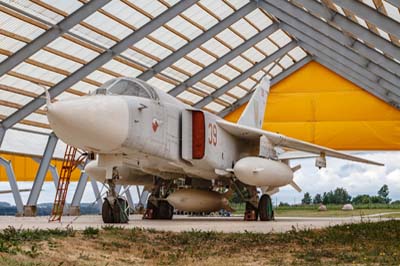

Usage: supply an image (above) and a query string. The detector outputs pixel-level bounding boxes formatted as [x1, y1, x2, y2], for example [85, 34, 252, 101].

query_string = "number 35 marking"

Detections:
[208, 123, 217, 146]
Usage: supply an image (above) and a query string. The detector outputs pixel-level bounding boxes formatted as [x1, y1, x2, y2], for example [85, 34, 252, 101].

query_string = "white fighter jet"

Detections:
[45, 77, 382, 223]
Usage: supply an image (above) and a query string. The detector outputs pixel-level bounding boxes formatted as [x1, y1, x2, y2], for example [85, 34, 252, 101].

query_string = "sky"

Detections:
[276, 151, 400, 204]
[0, 129, 399, 205]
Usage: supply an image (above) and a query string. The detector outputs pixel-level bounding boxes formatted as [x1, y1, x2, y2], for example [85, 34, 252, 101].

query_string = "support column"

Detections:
[0, 157, 24, 215]
[69, 172, 89, 216]
[32, 158, 59, 188]
[90, 178, 103, 214]
[24, 133, 58, 216]
[48, 165, 59, 188]
[136, 186, 141, 199]
[0, 126, 6, 148]
[123, 186, 135, 213]
[139, 188, 150, 208]
[69, 160, 89, 216]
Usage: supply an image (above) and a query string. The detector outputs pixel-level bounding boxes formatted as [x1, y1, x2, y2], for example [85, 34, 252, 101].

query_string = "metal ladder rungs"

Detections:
[49, 145, 82, 222]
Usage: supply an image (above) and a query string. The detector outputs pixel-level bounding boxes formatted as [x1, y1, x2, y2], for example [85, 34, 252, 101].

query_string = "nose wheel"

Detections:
[102, 197, 129, 223]
[101, 179, 129, 224]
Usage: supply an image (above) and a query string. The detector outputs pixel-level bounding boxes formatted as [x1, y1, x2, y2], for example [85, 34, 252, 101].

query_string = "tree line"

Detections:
[301, 184, 393, 205]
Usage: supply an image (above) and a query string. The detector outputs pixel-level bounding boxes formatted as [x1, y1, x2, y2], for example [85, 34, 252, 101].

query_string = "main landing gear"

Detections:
[258, 194, 274, 221]
[143, 178, 174, 220]
[102, 179, 129, 224]
[244, 194, 274, 221]
[143, 197, 174, 220]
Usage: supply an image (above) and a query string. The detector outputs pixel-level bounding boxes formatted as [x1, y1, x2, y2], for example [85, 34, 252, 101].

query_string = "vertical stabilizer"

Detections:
[237, 77, 270, 129]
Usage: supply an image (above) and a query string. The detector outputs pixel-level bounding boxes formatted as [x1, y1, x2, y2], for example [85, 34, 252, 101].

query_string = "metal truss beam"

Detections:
[32, 158, 72, 215]
[0, 0, 198, 130]
[292, 0, 400, 61]
[282, 20, 400, 86]
[257, 1, 400, 99]
[0, 157, 24, 214]
[124, 186, 135, 212]
[260, 0, 400, 75]
[48, 165, 59, 188]
[2, 2, 152, 83]
[330, 0, 400, 40]
[0, 0, 110, 77]
[385, 0, 400, 8]
[138, 2, 257, 81]
[0, 126, 5, 148]
[195, 41, 297, 108]
[218, 56, 312, 117]
[24, 133, 58, 215]
[70, 173, 88, 208]
[90, 178, 103, 214]
[315, 57, 400, 107]
[283, 24, 400, 98]
[32, 157, 59, 187]
[301, 44, 398, 103]
[138, 188, 150, 208]
[169, 23, 279, 96]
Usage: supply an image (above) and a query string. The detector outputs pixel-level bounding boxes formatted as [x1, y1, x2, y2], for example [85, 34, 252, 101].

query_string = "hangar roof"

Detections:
[0, 0, 399, 137]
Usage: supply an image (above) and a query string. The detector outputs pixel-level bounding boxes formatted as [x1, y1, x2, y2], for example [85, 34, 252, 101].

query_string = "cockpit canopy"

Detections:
[92, 78, 159, 100]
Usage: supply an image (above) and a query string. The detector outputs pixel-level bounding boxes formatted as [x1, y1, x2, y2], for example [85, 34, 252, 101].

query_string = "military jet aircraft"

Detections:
[45, 77, 382, 223]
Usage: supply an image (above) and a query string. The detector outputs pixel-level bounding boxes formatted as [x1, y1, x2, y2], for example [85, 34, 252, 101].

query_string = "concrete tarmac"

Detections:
[0, 214, 397, 233]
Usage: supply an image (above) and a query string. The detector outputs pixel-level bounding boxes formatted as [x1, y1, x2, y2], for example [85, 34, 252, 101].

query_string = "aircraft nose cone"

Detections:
[47, 96, 129, 152]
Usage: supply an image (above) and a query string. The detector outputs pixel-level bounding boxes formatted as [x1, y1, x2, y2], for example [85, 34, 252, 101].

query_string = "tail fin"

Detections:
[237, 77, 270, 129]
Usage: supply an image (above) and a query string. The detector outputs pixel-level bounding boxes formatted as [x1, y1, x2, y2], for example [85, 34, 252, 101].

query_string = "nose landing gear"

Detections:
[102, 179, 129, 224]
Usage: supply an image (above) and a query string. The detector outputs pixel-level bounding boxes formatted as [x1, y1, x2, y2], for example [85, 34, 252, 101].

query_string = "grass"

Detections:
[0, 220, 399, 265]
[82, 227, 99, 238]
[232, 203, 400, 217]
[380, 213, 400, 218]
[275, 208, 400, 217]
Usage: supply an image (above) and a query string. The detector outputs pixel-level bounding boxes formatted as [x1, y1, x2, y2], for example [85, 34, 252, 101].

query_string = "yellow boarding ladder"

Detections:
[49, 145, 86, 222]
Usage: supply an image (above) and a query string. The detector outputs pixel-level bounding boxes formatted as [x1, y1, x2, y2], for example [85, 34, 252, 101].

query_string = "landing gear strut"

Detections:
[258, 194, 274, 221]
[102, 179, 129, 224]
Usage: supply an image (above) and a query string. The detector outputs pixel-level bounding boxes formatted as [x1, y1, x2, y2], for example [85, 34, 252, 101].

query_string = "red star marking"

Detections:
[152, 119, 159, 132]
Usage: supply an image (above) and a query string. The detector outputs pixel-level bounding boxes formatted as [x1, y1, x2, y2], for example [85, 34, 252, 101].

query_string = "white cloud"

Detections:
[275, 151, 400, 204]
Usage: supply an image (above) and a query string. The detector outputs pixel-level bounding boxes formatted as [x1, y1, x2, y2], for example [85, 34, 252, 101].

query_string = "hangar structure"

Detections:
[0, 0, 399, 216]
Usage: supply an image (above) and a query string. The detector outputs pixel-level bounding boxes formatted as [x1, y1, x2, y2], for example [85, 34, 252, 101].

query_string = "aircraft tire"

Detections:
[258, 194, 274, 221]
[245, 201, 258, 221]
[157, 201, 174, 220]
[102, 199, 114, 223]
[113, 198, 129, 223]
